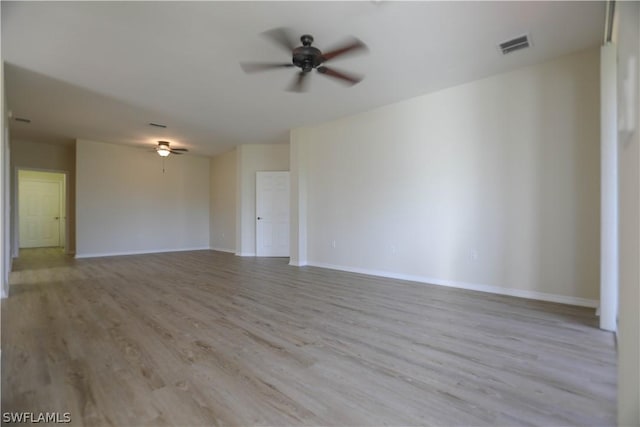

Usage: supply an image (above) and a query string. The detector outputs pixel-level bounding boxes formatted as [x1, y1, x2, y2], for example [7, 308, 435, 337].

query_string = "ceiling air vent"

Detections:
[14, 117, 31, 123]
[498, 34, 531, 55]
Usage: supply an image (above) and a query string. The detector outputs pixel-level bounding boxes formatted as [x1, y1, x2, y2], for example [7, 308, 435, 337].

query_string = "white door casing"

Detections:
[256, 171, 290, 257]
[19, 179, 61, 248]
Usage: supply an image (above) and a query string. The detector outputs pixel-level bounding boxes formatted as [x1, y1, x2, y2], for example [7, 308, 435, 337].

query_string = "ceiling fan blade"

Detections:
[240, 62, 294, 73]
[317, 66, 362, 86]
[262, 27, 297, 52]
[171, 148, 188, 152]
[287, 71, 310, 93]
[169, 150, 184, 155]
[321, 38, 367, 62]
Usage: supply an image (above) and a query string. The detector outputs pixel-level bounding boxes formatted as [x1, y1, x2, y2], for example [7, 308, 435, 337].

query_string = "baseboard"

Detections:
[75, 246, 211, 259]
[210, 247, 235, 254]
[235, 252, 256, 257]
[289, 260, 308, 267]
[306, 261, 598, 308]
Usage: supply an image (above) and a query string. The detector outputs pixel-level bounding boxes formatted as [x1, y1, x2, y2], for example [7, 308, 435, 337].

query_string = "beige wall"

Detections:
[236, 144, 289, 256]
[76, 139, 210, 257]
[615, 1, 640, 424]
[10, 140, 76, 254]
[11, 140, 75, 171]
[291, 48, 600, 306]
[210, 148, 237, 252]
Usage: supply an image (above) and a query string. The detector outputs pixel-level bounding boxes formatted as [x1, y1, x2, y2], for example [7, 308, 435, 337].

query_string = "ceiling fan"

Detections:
[155, 141, 188, 157]
[241, 28, 368, 92]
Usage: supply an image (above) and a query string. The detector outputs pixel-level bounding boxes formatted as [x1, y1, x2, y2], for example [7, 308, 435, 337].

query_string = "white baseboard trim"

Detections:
[235, 252, 256, 257]
[288, 260, 308, 267]
[75, 247, 211, 259]
[210, 247, 235, 254]
[306, 261, 598, 308]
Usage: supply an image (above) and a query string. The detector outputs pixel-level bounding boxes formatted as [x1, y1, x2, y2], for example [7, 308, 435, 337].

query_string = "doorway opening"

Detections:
[17, 170, 67, 251]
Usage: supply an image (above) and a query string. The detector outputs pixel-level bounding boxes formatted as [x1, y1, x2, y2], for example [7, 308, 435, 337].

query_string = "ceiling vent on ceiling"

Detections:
[14, 117, 31, 123]
[498, 34, 531, 55]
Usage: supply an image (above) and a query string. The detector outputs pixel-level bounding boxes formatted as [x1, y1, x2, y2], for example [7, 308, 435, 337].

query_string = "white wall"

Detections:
[236, 144, 289, 256]
[291, 48, 600, 306]
[210, 148, 236, 252]
[290, 131, 308, 266]
[76, 139, 210, 257]
[615, 1, 640, 424]
[11, 140, 76, 253]
[600, 43, 618, 332]
[1, 58, 9, 299]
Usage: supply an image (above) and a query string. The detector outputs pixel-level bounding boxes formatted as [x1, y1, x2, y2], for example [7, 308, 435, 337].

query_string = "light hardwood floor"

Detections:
[2, 249, 616, 426]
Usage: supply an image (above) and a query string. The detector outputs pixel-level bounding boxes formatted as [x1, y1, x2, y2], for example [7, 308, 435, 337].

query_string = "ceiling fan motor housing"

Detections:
[292, 36, 323, 72]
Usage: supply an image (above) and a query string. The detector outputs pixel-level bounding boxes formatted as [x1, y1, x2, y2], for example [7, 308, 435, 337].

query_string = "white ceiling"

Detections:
[2, 1, 604, 156]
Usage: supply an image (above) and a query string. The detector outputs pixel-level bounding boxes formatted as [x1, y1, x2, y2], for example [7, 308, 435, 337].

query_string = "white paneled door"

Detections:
[19, 180, 61, 248]
[256, 171, 290, 257]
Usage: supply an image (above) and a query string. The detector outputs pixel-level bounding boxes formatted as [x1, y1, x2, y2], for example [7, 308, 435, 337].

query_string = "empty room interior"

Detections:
[1, 1, 639, 426]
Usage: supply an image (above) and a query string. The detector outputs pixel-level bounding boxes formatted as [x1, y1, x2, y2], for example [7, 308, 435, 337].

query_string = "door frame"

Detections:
[14, 167, 70, 257]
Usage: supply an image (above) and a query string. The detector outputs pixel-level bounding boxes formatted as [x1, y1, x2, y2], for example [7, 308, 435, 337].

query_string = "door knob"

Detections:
[257, 217, 262, 220]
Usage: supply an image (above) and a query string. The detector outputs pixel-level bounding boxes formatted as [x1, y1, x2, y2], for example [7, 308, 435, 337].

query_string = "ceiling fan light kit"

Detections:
[155, 140, 188, 157]
[156, 143, 171, 157]
[153, 141, 188, 173]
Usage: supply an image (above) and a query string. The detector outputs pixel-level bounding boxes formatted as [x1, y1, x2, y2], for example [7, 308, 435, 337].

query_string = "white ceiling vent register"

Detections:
[498, 34, 531, 55]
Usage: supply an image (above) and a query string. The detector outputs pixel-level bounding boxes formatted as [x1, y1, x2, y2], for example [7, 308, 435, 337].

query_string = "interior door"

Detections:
[256, 171, 290, 257]
[19, 179, 61, 248]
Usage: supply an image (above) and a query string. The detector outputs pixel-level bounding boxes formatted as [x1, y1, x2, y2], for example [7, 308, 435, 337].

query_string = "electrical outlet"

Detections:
[331, 240, 337, 248]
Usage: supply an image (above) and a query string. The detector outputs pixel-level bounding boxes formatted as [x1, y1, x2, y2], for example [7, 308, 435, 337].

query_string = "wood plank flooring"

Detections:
[2, 248, 616, 426]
